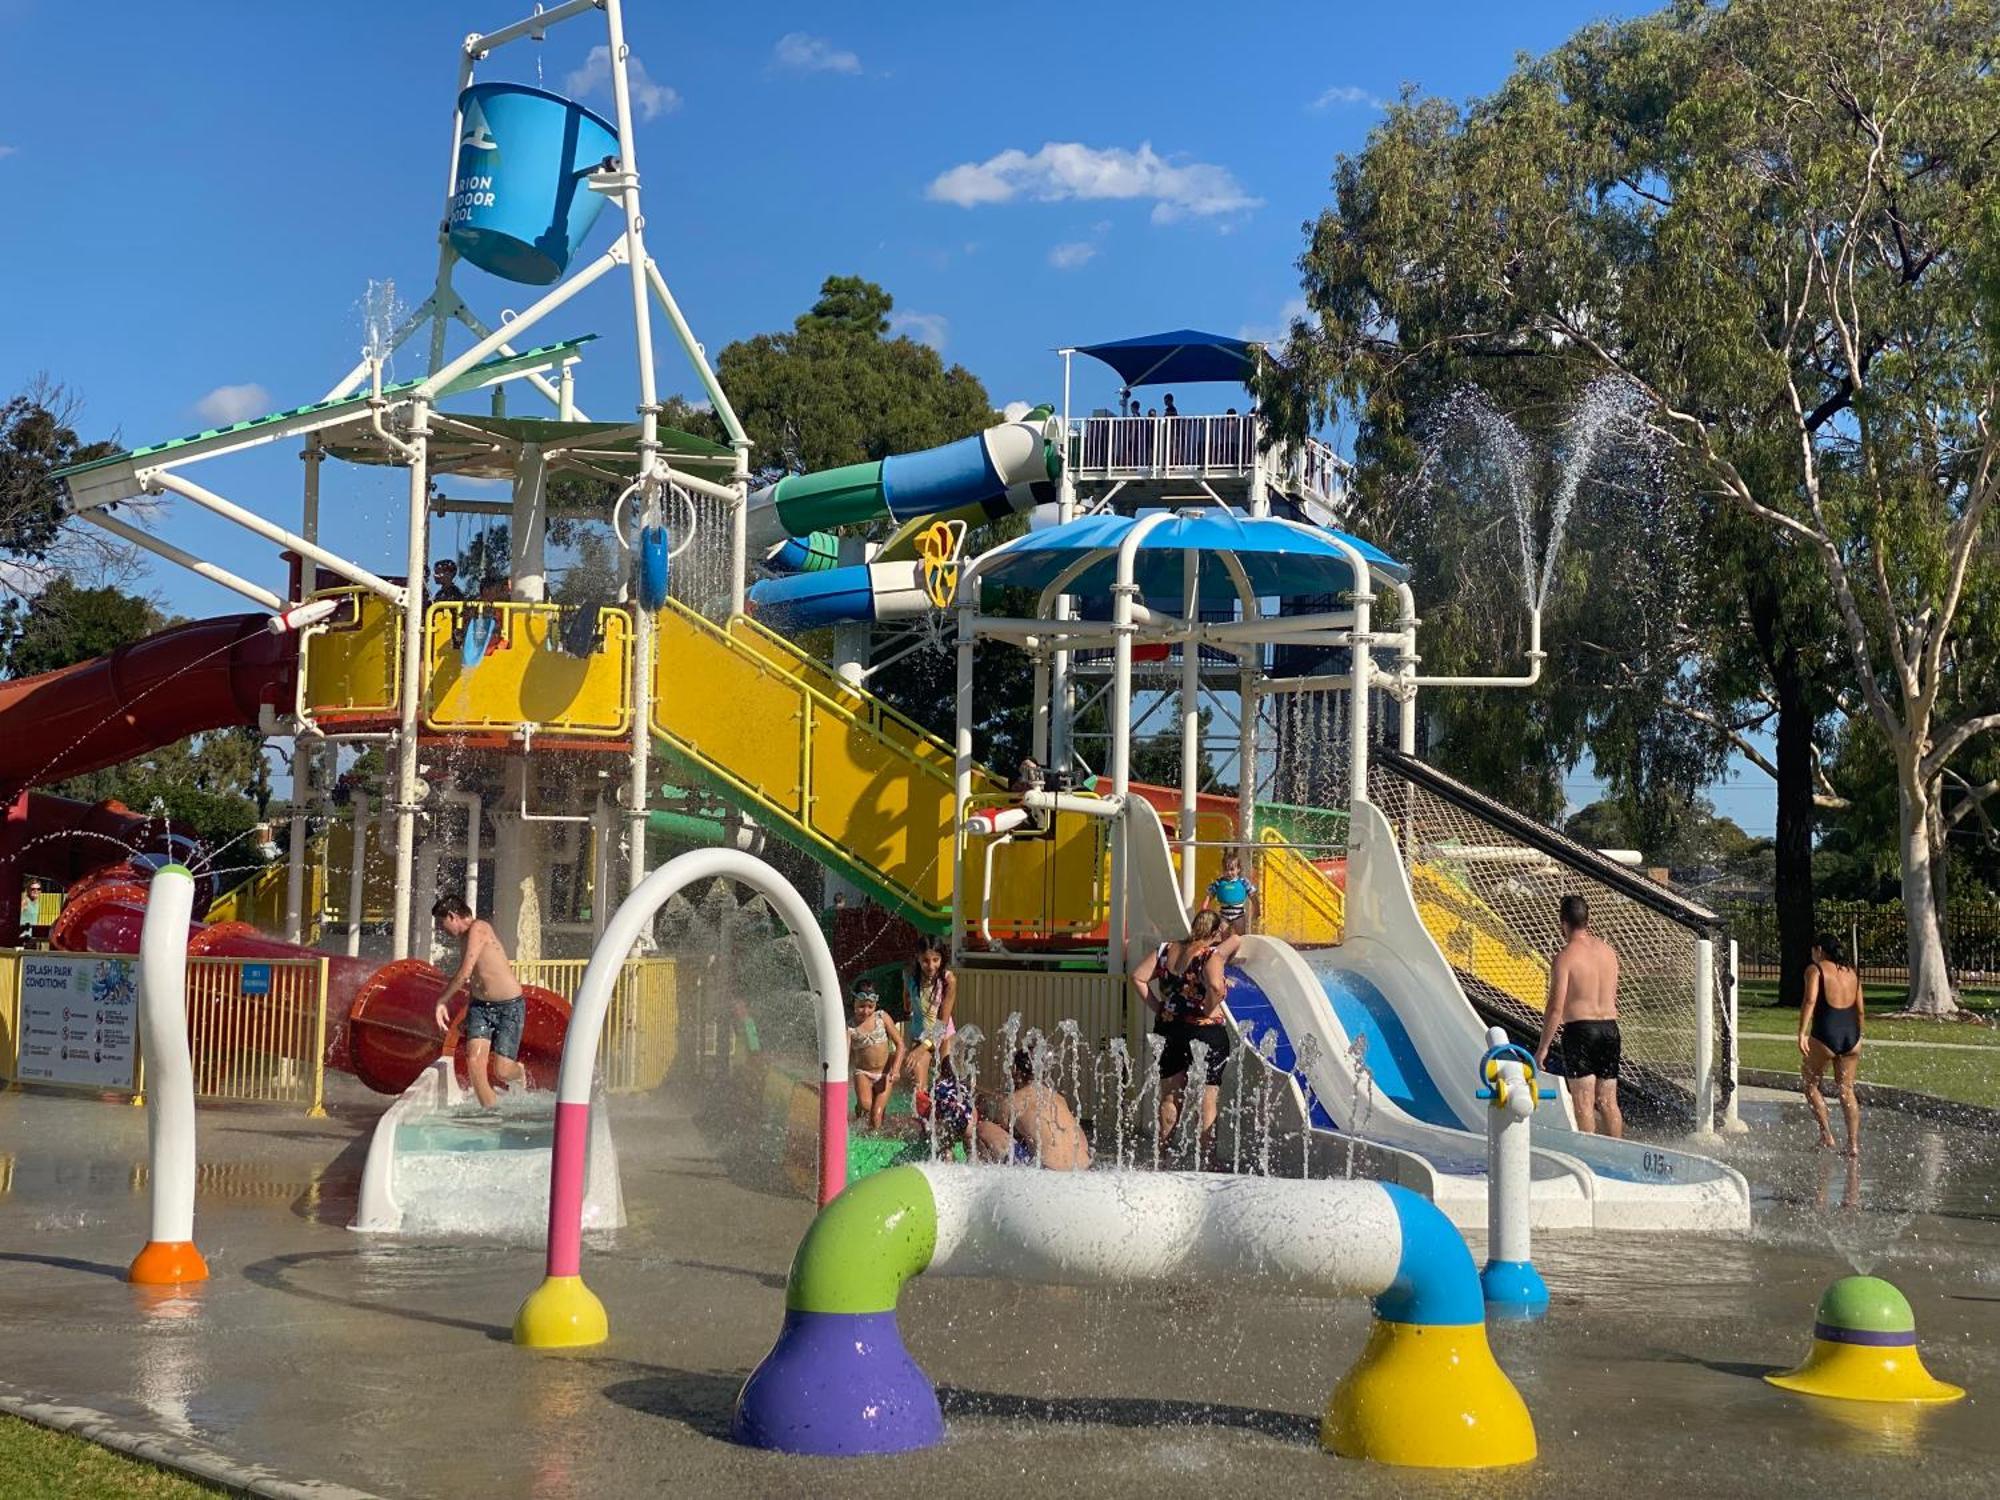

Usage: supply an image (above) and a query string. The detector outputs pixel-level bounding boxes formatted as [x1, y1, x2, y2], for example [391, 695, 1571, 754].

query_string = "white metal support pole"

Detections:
[1237, 663, 1258, 859]
[347, 791, 370, 959]
[290, 437, 327, 947]
[511, 444, 548, 602]
[1031, 652, 1052, 765]
[1107, 512, 1173, 974]
[1051, 360, 1078, 772]
[730, 444, 751, 616]
[1345, 565, 1374, 809]
[390, 405, 431, 960]
[286, 745, 312, 945]
[142, 472, 404, 604]
[951, 602, 977, 965]
[605, 0, 662, 902]
[1178, 549, 1201, 908]
[1395, 582, 1420, 754]
[430, 48, 478, 374]
[1693, 937, 1717, 1137]
[628, 606, 654, 901]
[302, 438, 323, 557]
[77, 512, 284, 612]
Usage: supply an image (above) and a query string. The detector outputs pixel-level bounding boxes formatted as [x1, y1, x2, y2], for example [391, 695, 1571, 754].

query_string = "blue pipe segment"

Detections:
[1376, 1183, 1488, 1327]
[880, 433, 1001, 522]
[748, 567, 881, 630]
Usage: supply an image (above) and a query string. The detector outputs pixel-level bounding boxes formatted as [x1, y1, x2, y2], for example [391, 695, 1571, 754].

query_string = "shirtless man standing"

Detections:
[431, 894, 529, 1108]
[976, 1051, 1092, 1171]
[1534, 894, 1623, 1138]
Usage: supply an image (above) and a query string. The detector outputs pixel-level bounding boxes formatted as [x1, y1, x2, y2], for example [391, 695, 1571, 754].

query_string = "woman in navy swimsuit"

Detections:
[1798, 931, 1865, 1157]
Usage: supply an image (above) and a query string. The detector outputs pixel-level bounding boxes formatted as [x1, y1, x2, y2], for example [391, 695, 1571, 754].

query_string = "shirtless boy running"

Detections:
[1534, 894, 1623, 1138]
[431, 894, 529, 1108]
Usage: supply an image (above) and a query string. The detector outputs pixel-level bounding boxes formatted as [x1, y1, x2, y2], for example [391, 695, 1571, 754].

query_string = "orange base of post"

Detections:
[128, 1240, 209, 1286]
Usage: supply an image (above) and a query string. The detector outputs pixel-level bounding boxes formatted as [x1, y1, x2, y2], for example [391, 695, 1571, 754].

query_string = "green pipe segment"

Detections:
[770, 461, 890, 536]
[786, 1165, 937, 1314]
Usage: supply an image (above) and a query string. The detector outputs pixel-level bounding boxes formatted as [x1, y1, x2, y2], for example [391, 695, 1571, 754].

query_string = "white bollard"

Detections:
[128, 864, 207, 1286]
[1477, 1025, 1548, 1319]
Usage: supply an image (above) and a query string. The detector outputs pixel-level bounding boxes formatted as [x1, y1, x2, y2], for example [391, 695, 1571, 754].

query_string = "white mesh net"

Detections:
[1366, 750, 1731, 1129]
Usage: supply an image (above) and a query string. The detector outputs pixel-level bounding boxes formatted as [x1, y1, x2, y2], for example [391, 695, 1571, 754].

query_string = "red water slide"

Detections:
[0, 614, 568, 1094]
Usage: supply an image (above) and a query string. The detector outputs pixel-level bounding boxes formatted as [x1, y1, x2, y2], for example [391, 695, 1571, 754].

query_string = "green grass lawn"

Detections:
[1736, 977, 1998, 1015]
[1733, 980, 2000, 1108]
[0, 1415, 220, 1499]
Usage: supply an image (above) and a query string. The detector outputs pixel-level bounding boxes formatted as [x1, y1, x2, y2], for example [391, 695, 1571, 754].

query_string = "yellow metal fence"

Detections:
[517, 956, 679, 1092]
[2, 951, 681, 1109]
[183, 955, 330, 1111]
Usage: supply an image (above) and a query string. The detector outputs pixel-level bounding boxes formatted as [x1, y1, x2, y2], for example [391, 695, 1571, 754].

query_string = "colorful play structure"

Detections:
[1, 0, 1829, 1472]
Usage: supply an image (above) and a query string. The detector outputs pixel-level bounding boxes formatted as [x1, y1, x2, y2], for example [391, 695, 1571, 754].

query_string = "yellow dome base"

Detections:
[1766, 1338, 1964, 1405]
[1323, 1320, 1536, 1468]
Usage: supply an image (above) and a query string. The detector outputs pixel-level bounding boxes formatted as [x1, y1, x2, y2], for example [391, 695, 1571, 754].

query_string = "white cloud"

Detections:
[0, 145, 17, 160]
[1237, 297, 1310, 345]
[1048, 240, 1098, 270]
[194, 383, 272, 425]
[1310, 84, 1385, 111]
[888, 311, 949, 351]
[565, 45, 680, 121]
[927, 141, 1260, 224]
[773, 32, 861, 75]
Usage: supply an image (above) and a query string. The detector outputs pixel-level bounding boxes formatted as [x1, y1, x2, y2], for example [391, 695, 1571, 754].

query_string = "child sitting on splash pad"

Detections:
[916, 1052, 1090, 1171]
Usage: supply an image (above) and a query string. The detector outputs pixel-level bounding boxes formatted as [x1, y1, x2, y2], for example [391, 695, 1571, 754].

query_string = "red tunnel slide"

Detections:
[0, 613, 568, 1094]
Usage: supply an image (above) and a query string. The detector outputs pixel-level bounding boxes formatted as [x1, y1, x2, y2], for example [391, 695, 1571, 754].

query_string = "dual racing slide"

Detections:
[1141, 801, 1752, 1233]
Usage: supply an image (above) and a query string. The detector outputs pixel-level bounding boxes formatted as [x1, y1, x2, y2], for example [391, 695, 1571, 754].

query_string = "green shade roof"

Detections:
[325, 412, 737, 483]
[55, 337, 600, 481]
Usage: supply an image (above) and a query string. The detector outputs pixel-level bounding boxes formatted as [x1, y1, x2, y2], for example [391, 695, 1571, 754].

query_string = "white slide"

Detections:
[353, 1060, 625, 1238]
[1238, 802, 1750, 1232]
[1124, 796, 1750, 1233]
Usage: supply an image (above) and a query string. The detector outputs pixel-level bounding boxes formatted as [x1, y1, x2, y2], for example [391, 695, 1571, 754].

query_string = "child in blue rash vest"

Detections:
[1202, 851, 1259, 936]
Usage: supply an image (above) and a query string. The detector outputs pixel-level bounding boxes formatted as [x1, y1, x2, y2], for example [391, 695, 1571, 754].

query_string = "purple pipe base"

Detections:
[730, 1309, 944, 1456]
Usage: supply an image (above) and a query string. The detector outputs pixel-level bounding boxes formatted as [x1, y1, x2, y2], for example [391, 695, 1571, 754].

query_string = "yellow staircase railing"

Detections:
[1257, 826, 1346, 947]
[650, 599, 1103, 935]
[207, 849, 327, 943]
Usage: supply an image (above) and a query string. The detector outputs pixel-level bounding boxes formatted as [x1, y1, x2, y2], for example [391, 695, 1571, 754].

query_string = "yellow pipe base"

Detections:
[1765, 1339, 1965, 1405]
[514, 1275, 609, 1349]
[1323, 1320, 1536, 1468]
[128, 1240, 209, 1286]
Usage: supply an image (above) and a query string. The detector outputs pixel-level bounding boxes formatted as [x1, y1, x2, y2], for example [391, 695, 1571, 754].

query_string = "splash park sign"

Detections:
[17, 955, 139, 1090]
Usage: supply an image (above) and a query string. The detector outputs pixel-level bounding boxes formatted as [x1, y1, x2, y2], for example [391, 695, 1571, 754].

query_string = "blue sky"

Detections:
[0, 0, 1774, 833]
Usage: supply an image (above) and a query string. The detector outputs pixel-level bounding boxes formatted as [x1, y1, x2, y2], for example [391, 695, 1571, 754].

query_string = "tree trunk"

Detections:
[1771, 648, 1817, 1010]
[1896, 756, 1959, 1016]
[1927, 794, 1952, 975]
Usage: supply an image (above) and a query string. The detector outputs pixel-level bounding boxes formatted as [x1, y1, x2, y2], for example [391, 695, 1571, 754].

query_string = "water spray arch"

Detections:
[514, 848, 850, 1349]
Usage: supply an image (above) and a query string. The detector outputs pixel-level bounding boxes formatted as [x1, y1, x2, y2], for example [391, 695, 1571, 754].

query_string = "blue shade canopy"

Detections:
[1075, 329, 1260, 388]
[976, 510, 1404, 607]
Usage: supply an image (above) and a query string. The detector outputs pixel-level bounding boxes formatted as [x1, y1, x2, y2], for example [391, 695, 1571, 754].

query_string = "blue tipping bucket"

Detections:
[448, 82, 619, 286]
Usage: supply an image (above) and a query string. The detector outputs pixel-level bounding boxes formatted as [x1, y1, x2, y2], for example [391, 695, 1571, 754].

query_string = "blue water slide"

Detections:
[748, 568, 881, 630]
[880, 434, 1001, 522]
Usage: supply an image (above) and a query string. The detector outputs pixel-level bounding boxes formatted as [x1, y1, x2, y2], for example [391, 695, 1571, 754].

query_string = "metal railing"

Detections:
[1719, 899, 2000, 988]
[1070, 414, 1258, 478]
[1282, 434, 1350, 515]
